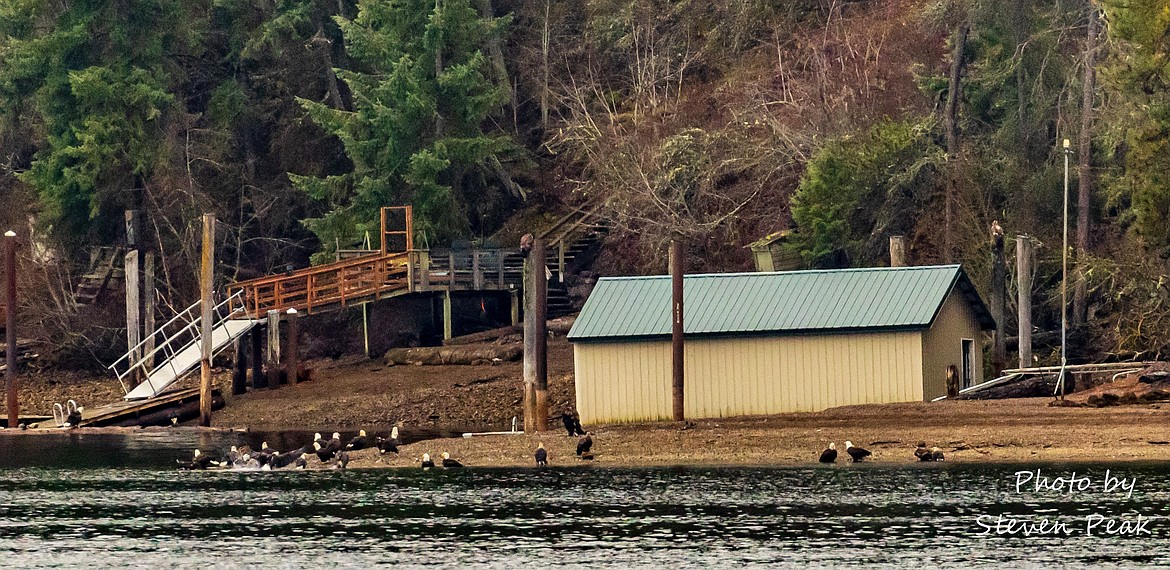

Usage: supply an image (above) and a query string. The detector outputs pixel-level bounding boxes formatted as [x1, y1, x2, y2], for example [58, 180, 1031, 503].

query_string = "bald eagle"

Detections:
[990, 220, 1004, 249]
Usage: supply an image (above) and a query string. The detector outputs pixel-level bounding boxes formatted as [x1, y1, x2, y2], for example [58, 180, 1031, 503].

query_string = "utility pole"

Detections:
[5, 230, 17, 429]
[199, 214, 215, 426]
[990, 222, 1007, 377]
[533, 239, 548, 431]
[1058, 139, 1071, 399]
[670, 240, 684, 422]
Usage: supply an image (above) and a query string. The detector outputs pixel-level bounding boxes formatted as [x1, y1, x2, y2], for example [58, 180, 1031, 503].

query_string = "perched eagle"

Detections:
[520, 233, 534, 258]
[990, 220, 1004, 249]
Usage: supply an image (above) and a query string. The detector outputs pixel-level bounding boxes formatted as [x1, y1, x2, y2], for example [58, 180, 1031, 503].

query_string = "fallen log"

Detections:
[955, 373, 1072, 400]
[386, 345, 522, 366]
[443, 325, 522, 346]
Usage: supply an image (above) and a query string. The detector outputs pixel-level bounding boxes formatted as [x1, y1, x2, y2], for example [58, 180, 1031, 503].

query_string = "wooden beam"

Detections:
[232, 333, 248, 395]
[889, 235, 906, 267]
[671, 239, 684, 422]
[442, 290, 452, 341]
[267, 310, 281, 389]
[990, 224, 1007, 376]
[5, 230, 17, 429]
[251, 325, 265, 389]
[143, 252, 156, 370]
[285, 308, 301, 383]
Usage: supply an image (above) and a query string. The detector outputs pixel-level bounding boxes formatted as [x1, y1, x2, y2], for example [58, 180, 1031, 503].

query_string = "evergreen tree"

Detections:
[0, 0, 189, 249]
[293, 0, 515, 259]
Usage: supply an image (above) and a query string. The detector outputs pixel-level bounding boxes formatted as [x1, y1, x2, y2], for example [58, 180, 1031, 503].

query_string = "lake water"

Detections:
[1, 432, 1168, 568]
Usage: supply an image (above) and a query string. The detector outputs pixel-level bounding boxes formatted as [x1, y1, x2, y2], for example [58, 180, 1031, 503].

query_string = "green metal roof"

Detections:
[567, 264, 995, 342]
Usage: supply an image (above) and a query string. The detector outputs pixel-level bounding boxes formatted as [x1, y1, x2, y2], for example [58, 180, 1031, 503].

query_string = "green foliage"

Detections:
[791, 121, 938, 268]
[1101, 0, 1170, 252]
[0, 0, 188, 246]
[294, 0, 516, 260]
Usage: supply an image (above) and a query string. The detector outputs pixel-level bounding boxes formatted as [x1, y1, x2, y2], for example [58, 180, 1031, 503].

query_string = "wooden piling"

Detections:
[250, 324, 265, 389]
[510, 288, 519, 326]
[143, 252, 156, 370]
[990, 224, 1007, 376]
[889, 235, 906, 267]
[670, 239, 685, 422]
[199, 213, 215, 427]
[266, 310, 281, 388]
[442, 290, 453, 341]
[1016, 234, 1034, 368]
[285, 308, 301, 383]
[533, 238, 548, 431]
[232, 333, 248, 395]
[125, 250, 140, 374]
[522, 247, 536, 433]
[5, 231, 17, 429]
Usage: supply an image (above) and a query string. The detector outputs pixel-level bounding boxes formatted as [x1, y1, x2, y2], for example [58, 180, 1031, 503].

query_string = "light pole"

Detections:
[1058, 138, 1071, 399]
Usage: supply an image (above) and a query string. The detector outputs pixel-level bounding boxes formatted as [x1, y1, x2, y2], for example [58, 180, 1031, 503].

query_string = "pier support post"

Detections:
[232, 333, 248, 395]
[1017, 235, 1034, 368]
[442, 290, 453, 341]
[251, 325, 265, 389]
[266, 309, 281, 388]
[285, 308, 301, 383]
[5, 230, 17, 429]
[124, 210, 142, 376]
[199, 213, 215, 427]
[510, 288, 519, 326]
[143, 252, 156, 370]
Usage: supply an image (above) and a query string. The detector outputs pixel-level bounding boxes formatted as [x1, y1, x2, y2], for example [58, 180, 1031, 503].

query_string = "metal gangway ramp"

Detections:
[110, 290, 258, 400]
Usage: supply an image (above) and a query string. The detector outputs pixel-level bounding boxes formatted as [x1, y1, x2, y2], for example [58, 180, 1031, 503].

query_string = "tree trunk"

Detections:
[541, 0, 550, 130]
[1073, 6, 1099, 325]
[943, 22, 969, 263]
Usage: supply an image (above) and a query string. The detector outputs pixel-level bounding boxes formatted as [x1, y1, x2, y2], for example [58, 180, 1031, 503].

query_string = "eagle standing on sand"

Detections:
[844, 441, 871, 462]
[535, 443, 548, 467]
[819, 443, 837, 464]
[576, 433, 594, 460]
[914, 442, 934, 462]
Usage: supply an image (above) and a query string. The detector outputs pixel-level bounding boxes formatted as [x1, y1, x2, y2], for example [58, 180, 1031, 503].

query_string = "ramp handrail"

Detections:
[108, 290, 248, 386]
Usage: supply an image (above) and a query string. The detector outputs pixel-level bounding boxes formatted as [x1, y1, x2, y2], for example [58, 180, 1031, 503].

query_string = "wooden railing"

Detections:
[229, 251, 411, 317]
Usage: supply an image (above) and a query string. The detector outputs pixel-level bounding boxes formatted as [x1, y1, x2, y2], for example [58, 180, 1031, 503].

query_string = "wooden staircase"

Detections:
[75, 246, 125, 305]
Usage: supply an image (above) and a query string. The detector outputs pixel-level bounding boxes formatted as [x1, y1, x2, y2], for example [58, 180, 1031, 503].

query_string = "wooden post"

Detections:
[497, 251, 505, 289]
[419, 250, 431, 291]
[558, 242, 566, 283]
[442, 290, 453, 341]
[285, 308, 301, 383]
[449, 251, 457, 289]
[199, 213, 215, 427]
[1017, 234, 1034, 368]
[533, 238, 548, 431]
[889, 236, 907, 267]
[472, 250, 484, 290]
[232, 334, 248, 395]
[251, 324, 265, 389]
[990, 223, 1007, 377]
[510, 288, 519, 326]
[266, 309, 281, 389]
[5, 231, 17, 429]
[522, 247, 536, 433]
[143, 252, 156, 370]
[124, 250, 140, 373]
[670, 239, 685, 422]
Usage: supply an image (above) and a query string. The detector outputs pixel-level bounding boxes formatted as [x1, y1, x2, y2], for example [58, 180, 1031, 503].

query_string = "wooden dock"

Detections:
[72, 388, 224, 428]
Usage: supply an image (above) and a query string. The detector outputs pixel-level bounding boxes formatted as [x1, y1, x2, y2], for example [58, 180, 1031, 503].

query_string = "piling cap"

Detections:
[287, 308, 298, 315]
[3, 231, 14, 237]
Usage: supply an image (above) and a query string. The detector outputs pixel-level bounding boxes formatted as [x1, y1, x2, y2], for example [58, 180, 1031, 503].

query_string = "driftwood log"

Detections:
[955, 373, 1073, 400]
[385, 345, 522, 366]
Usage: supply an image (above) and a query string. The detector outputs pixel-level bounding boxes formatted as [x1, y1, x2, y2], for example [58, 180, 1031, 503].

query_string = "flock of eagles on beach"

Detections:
[179, 410, 946, 470]
[179, 413, 595, 471]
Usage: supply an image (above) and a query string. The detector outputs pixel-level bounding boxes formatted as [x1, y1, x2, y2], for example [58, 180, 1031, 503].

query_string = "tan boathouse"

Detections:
[566, 265, 994, 425]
